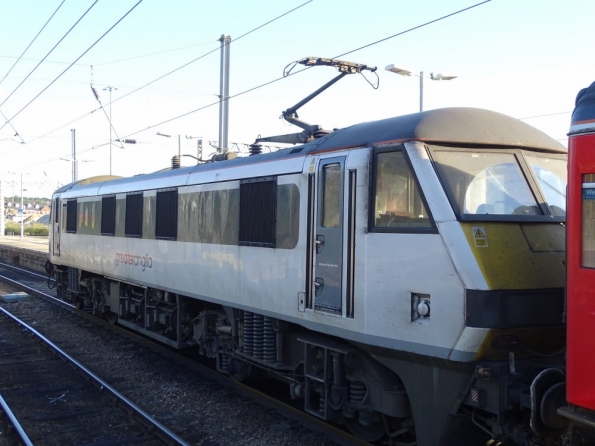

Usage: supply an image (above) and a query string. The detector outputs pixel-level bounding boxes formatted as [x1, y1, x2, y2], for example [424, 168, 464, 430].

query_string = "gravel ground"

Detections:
[0, 291, 337, 446]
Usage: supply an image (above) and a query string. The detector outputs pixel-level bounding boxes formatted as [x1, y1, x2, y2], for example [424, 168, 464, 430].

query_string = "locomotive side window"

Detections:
[178, 188, 239, 245]
[53, 197, 59, 223]
[125, 193, 143, 238]
[276, 184, 299, 249]
[371, 150, 433, 230]
[66, 199, 77, 233]
[155, 189, 178, 240]
[239, 177, 276, 247]
[101, 195, 116, 236]
[322, 164, 341, 228]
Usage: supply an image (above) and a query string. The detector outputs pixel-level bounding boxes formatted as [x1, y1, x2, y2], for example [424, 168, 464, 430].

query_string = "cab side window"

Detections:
[371, 149, 434, 231]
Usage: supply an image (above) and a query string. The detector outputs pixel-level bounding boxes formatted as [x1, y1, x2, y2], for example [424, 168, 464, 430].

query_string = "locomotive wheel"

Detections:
[106, 311, 118, 325]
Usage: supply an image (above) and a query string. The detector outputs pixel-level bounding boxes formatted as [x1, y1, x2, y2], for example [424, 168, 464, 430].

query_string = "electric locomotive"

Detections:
[48, 106, 568, 445]
[559, 81, 595, 443]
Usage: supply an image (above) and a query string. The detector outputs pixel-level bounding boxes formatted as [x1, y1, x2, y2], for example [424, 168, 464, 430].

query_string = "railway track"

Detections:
[0, 304, 187, 445]
[0, 262, 370, 446]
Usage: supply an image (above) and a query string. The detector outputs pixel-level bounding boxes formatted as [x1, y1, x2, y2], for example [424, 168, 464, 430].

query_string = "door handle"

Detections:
[315, 235, 325, 254]
[314, 278, 324, 296]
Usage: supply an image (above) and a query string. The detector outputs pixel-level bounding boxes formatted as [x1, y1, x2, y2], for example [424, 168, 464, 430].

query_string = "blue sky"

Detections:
[0, 0, 593, 197]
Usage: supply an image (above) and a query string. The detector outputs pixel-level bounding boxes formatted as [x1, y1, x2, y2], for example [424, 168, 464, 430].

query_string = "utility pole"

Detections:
[218, 34, 231, 152]
[71, 128, 78, 182]
[103, 86, 117, 175]
[20, 173, 23, 240]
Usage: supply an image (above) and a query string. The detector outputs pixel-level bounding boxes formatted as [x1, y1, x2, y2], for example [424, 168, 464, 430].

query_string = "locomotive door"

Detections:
[52, 197, 60, 256]
[313, 157, 345, 313]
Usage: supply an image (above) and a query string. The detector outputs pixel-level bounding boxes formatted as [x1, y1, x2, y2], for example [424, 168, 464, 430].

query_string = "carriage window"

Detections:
[66, 199, 77, 233]
[373, 151, 433, 230]
[239, 177, 276, 247]
[155, 189, 178, 240]
[582, 180, 595, 268]
[125, 193, 143, 238]
[101, 196, 116, 236]
[433, 151, 542, 217]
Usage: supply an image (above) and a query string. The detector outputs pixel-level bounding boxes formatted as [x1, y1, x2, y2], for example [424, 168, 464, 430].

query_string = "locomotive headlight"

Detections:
[417, 300, 431, 318]
[411, 293, 431, 322]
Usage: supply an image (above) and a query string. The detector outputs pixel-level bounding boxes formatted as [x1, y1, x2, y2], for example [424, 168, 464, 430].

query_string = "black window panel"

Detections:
[66, 199, 77, 233]
[101, 196, 116, 236]
[239, 178, 276, 247]
[125, 193, 143, 237]
[156, 189, 178, 240]
[53, 198, 60, 223]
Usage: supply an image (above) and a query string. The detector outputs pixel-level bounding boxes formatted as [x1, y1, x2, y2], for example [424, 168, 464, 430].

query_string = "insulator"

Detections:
[263, 317, 276, 363]
[349, 381, 367, 404]
[253, 313, 264, 360]
[171, 155, 181, 169]
[243, 312, 254, 356]
[249, 143, 262, 156]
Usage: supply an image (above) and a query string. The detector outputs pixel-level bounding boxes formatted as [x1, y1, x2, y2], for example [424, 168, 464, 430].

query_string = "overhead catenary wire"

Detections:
[0, 0, 66, 86]
[23, 0, 315, 147]
[108, 0, 496, 141]
[0, 108, 24, 144]
[90, 85, 124, 150]
[519, 110, 572, 120]
[0, 0, 99, 109]
[20, 0, 493, 171]
[0, 0, 144, 133]
[333, 0, 492, 60]
[92, 40, 217, 67]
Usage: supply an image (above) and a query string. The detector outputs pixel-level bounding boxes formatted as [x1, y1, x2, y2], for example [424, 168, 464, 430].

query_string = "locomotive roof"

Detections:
[55, 107, 565, 197]
[313, 106, 566, 153]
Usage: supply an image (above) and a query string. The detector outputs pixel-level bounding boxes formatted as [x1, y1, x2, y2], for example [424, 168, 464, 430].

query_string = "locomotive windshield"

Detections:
[431, 148, 567, 220]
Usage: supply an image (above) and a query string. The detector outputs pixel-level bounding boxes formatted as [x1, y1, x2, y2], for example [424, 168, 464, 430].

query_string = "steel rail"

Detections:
[0, 260, 50, 282]
[0, 394, 34, 446]
[0, 306, 189, 446]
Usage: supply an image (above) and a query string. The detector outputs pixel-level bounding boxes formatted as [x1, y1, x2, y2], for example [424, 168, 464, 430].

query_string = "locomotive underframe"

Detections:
[54, 265, 415, 442]
[53, 264, 568, 445]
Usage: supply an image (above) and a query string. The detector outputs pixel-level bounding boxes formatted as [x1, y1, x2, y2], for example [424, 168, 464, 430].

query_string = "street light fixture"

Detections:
[103, 86, 118, 175]
[385, 64, 457, 112]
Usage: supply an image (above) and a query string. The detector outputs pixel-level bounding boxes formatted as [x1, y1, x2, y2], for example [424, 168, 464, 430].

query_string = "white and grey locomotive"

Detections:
[48, 106, 568, 445]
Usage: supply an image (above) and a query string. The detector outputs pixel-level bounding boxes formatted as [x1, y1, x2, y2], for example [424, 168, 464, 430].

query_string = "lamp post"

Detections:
[103, 86, 118, 175]
[0, 176, 4, 238]
[385, 64, 457, 112]
[20, 173, 24, 240]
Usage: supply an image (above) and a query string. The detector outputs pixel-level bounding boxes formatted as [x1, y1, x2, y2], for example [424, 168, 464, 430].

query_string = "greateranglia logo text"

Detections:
[115, 252, 153, 271]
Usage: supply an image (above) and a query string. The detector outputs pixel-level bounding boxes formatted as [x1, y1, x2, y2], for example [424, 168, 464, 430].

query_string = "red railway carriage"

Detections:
[562, 81, 595, 436]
